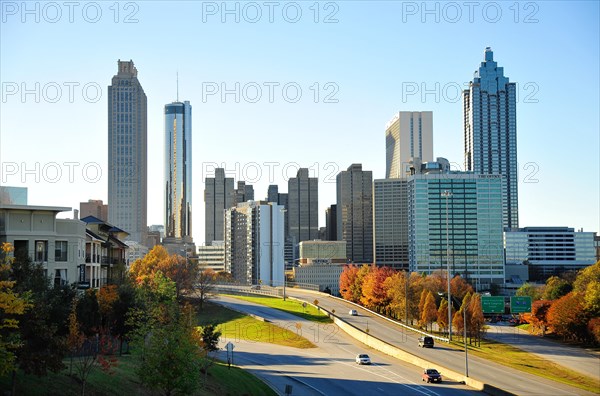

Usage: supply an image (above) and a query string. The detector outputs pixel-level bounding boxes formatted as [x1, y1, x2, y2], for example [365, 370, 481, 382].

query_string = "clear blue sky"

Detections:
[1, 1, 598, 245]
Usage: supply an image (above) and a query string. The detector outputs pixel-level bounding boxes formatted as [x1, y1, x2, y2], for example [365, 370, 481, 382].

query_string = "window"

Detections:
[35, 240, 48, 262]
[55, 241, 68, 262]
[54, 269, 68, 287]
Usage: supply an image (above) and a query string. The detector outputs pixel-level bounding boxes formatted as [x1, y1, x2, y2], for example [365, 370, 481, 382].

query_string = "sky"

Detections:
[1, 1, 599, 246]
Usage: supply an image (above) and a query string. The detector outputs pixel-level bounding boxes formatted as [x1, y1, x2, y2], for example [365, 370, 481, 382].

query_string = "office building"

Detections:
[385, 111, 433, 178]
[164, 100, 193, 242]
[224, 201, 285, 286]
[505, 227, 597, 280]
[234, 181, 254, 205]
[80, 199, 108, 222]
[293, 240, 347, 295]
[464, 47, 518, 229]
[198, 241, 226, 272]
[288, 168, 319, 244]
[325, 205, 337, 241]
[373, 178, 409, 270]
[108, 60, 147, 244]
[407, 159, 506, 290]
[336, 164, 373, 263]
[205, 168, 235, 245]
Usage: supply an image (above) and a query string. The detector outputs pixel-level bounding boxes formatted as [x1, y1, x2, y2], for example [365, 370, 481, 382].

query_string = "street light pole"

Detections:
[464, 303, 469, 377]
[442, 190, 453, 341]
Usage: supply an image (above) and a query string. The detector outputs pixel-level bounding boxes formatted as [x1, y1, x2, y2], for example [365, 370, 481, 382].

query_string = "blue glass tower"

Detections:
[164, 101, 192, 239]
[464, 47, 518, 229]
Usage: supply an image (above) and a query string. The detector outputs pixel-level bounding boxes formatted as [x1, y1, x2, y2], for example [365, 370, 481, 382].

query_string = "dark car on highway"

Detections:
[422, 368, 442, 383]
[418, 336, 434, 348]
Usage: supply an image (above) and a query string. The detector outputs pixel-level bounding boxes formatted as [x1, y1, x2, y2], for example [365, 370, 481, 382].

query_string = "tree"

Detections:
[97, 285, 119, 328]
[450, 275, 474, 300]
[134, 302, 204, 396]
[468, 294, 485, 346]
[198, 323, 222, 387]
[516, 282, 543, 301]
[421, 291, 437, 332]
[547, 292, 588, 341]
[384, 271, 408, 321]
[437, 298, 449, 333]
[339, 265, 359, 302]
[542, 276, 572, 301]
[0, 242, 31, 377]
[573, 261, 600, 317]
[528, 300, 552, 336]
[418, 289, 428, 324]
[193, 267, 217, 310]
[360, 265, 394, 312]
[453, 292, 472, 339]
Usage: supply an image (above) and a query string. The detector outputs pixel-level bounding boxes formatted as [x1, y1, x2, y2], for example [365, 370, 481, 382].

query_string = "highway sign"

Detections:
[225, 342, 235, 352]
[510, 296, 532, 313]
[481, 296, 505, 314]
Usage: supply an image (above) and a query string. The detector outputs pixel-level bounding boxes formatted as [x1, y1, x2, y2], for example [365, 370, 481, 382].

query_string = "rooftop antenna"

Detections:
[176, 71, 179, 102]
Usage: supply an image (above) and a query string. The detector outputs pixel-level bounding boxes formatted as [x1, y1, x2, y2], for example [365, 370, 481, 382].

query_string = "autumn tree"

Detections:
[420, 291, 437, 332]
[468, 294, 485, 346]
[437, 298, 450, 334]
[528, 300, 552, 336]
[452, 292, 472, 339]
[450, 275, 474, 300]
[97, 285, 119, 328]
[542, 276, 572, 301]
[515, 282, 543, 300]
[418, 289, 428, 322]
[547, 292, 588, 341]
[573, 261, 600, 317]
[360, 265, 394, 313]
[193, 267, 217, 310]
[384, 271, 408, 321]
[0, 243, 31, 377]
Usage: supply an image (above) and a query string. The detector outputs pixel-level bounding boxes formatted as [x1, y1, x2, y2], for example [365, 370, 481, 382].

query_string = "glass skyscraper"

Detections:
[407, 163, 505, 289]
[464, 47, 518, 229]
[108, 60, 147, 244]
[164, 101, 192, 240]
[385, 111, 433, 179]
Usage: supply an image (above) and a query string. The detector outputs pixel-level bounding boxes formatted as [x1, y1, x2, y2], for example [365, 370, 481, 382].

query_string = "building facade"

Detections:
[0, 205, 86, 287]
[336, 164, 373, 263]
[80, 199, 108, 222]
[407, 164, 505, 290]
[325, 205, 337, 241]
[205, 168, 235, 245]
[373, 178, 409, 270]
[464, 47, 518, 229]
[0, 186, 27, 205]
[505, 227, 597, 279]
[288, 168, 319, 244]
[224, 201, 285, 286]
[234, 181, 254, 205]
[198, 241, 226, 272]
[164, 101, 193, 241]
[108, 59, 147, 244]
[385, 111, 433, 179]
[293, 240, 347, 295]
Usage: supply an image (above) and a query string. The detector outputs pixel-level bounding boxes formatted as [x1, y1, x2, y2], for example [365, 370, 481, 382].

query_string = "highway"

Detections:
[213, 295, 479, 396]
[281, 289, 598, 396]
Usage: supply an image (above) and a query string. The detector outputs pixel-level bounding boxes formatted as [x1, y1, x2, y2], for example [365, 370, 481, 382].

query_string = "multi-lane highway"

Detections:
[213, 295, 479, 396]
[282, 289, 598, 396]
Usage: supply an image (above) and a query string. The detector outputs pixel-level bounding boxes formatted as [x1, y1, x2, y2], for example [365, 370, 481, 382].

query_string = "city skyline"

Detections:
[1, 2, 598, 246]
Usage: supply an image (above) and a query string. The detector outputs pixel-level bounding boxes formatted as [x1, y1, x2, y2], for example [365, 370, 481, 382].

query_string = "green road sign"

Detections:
[510, 296, 532, 313]
[481, 296, 505, 314]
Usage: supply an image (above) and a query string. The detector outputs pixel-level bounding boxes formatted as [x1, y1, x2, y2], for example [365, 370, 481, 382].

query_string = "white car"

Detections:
[355, 354, 371, 365]
[349, 309, 358, 316]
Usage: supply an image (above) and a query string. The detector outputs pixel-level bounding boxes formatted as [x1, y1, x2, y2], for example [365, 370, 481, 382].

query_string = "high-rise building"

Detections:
[288, 168, 319, 244]
[385, 111, 433, 179]
[204, 168, 235, 245]
[108, 60, 147, 244]
[336, 164, 373, 263]
[373, 178, 409, 270]
[266, 185, 279, 203]
[234, 181, 254, 205]
[464, 47, 518, 229]
[325, 205, 337, 241]
[80, 199, 108, 222]
[407, 159, 505, 290]
[224, 201, 285, 286]
[164, 101, 193, 241]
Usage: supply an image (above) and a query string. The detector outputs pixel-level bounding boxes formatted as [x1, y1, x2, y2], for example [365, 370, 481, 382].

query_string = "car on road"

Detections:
[422, 368, 442, 383]
[355, 354, 371, 365]
[418, 336, 434, 348]
[349, 309, 358, 316]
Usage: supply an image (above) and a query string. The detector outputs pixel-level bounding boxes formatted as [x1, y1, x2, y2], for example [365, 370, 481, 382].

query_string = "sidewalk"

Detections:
[485, 324, 600, 380]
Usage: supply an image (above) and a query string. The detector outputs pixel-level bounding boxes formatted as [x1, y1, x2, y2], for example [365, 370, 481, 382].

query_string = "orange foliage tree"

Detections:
[360, 266, 394, 313]
[339, 265, 360, 302]
[420, 291, 437, 332]
[547, 292, 589, 341]
[451, 275, 474, 300]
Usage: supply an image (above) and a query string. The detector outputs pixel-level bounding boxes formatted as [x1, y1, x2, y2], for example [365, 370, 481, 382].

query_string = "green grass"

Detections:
[197, 301, 316, 349]
[0, 355, 276, 396]
[447, 337, 600, 394]
[223, 294, 333, 324]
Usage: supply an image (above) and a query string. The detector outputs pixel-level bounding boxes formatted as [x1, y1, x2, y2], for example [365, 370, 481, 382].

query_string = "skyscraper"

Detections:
[164, 101, 192, 240]
[287, 168, 319, 245]
[385, 111, 433, 178]
[464, 47, 518, 229]
[336, 164, 373, 263]
[373, 178, 409, 270]
[204, 168, 235, 244]
[108, 60, 147, 244]
[234, 181, 254, 205]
